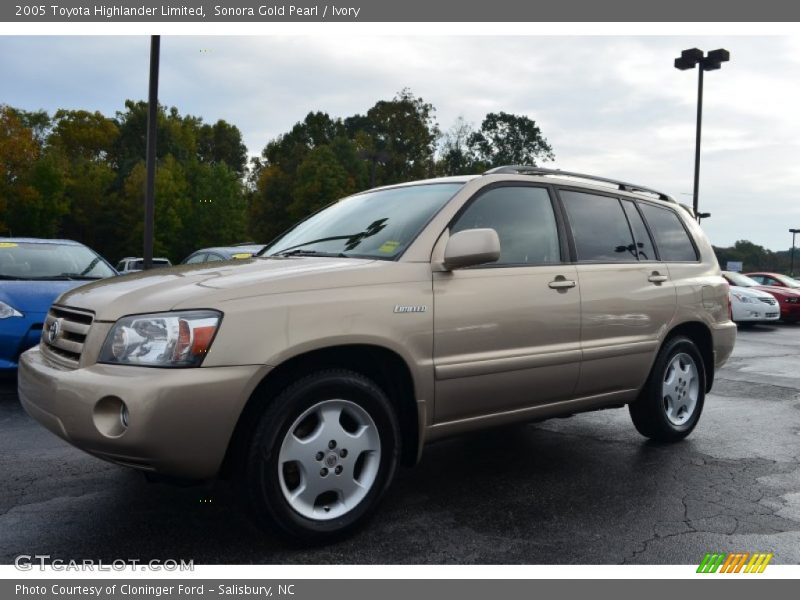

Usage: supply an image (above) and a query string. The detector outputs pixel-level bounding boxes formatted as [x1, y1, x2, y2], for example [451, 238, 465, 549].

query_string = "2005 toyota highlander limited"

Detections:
[18, 166, 736, 542]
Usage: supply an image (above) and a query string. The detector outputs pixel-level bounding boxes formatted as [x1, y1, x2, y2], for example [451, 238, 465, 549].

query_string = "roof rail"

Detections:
[484, 165, 675, 203]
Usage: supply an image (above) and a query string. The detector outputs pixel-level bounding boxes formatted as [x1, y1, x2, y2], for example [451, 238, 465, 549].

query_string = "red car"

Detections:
[746, 271, 800, 289]
[724, 271, 800, 323]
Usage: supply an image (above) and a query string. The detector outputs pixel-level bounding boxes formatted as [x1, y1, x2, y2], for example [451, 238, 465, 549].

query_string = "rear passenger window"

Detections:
[639, 203, 698, 262]
[560, 191, 636, 262]
[451, 186, 560, 266]
[621, 200, 656, 261]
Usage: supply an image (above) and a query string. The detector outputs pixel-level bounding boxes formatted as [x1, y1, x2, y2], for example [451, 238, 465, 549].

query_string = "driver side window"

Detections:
[450, 186, 561, 266]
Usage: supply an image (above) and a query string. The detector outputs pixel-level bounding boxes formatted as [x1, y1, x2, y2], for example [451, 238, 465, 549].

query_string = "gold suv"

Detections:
[18, 166, 736, 542]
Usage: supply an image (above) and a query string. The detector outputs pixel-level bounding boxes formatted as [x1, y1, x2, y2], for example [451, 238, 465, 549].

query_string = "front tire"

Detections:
[629, 336, 706, 442]
[243, 369, 400, 544]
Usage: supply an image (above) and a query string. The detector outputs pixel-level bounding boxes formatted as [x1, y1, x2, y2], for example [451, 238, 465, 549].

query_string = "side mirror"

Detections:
[443, 228, 501, 270]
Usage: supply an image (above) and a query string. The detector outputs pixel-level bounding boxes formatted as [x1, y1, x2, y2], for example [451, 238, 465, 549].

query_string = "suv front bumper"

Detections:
[18, 347, 265, 479]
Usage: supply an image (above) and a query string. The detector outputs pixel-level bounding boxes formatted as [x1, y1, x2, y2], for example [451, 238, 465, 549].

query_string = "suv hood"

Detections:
[56, 257, 376, 321]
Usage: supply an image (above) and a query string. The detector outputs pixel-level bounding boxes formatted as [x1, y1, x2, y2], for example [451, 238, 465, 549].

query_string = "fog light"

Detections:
[93, 396, 128, 438]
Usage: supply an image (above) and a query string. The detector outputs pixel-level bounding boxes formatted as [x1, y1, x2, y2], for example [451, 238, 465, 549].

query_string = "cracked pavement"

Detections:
[1, 323, 799, 564]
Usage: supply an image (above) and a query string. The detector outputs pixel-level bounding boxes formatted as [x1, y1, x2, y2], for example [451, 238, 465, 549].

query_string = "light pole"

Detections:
[790, 228, 800, 277]
[144, 35, 160, 271]
[674, 48, 730, 222]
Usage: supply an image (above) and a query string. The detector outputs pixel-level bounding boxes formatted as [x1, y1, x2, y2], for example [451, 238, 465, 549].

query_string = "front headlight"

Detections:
[98, 310, 222, 367]
[0, 301, 23, 319]
[732, 293, 752, 303]
[786, 297, 799, 304]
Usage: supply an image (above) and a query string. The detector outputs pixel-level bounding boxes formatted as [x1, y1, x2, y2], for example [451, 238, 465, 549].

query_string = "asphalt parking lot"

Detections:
[2, 324, 800, 565]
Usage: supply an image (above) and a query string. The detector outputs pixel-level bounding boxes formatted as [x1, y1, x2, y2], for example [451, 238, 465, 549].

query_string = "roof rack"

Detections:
[485, 165, 675, 203]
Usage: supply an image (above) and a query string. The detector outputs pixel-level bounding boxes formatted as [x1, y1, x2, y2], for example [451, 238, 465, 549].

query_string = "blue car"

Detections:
[0, 238, 117, 373]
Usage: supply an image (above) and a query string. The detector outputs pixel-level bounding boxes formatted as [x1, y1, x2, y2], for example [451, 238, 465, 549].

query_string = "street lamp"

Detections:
[674, 48, 730, 222]
[143, 35, 160, 271]
[790, 228, 800, 277]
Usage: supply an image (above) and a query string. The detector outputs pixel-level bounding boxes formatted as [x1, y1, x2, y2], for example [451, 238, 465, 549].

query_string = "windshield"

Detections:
[0, 241, 116, 280]
[724, 272, 760, 287]
[769, 273, 800, 288]
[263, 183, 463, 259]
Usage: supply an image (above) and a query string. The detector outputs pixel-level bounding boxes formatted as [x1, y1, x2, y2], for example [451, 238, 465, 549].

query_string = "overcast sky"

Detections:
[1, 35, 799, 250]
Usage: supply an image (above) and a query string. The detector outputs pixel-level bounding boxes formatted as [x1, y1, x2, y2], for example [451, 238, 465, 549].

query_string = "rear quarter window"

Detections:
[639, 203, 698, 262]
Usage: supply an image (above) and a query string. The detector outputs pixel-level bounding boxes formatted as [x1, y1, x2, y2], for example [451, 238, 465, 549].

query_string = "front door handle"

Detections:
[648, 273, 669, 284]
[548, 278, 577, 290]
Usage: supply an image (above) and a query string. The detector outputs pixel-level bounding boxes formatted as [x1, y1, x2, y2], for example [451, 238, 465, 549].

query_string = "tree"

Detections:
[290, 145, 357, 220]
[250, 112, 366, 242]
[436, 117, 481, 176]
[249, 163, 295, 243]
[118, 156, 188, 261]
[197, 119, 248, 177]
[469, 111, 554, 168]
[50, 109, 119, 162]
[346, 89, 440, 186]
[180, 161, 247, 259]
[9, 108, 51, 147]
[0, 105, 47, 235]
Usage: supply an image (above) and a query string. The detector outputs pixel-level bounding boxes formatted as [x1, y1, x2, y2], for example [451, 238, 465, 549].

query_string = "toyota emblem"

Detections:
[48, 319, 61, 344]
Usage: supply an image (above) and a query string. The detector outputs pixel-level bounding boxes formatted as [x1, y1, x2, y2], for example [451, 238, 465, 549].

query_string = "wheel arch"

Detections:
[663, 321, 715, 392]
[219, 343, 420, 478]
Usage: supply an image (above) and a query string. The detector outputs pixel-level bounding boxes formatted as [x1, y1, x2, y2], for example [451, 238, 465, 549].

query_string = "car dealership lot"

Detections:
[2, 324, 800, 565]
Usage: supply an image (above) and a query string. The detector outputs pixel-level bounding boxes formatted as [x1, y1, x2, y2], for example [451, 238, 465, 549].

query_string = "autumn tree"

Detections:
[0, 105, 54, 236]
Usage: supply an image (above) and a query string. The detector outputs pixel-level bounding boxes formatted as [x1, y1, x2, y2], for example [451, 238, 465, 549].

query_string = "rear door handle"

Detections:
[648, 273, 669, 284]
[548, 278, 577, 290]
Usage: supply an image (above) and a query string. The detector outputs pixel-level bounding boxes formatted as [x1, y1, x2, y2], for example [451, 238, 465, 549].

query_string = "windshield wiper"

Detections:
[78, 257, 101, 276]
[274, 249, 348, 258]
[266, 218, 389, 257]
[57, 273, 103, 280]
[23, 274, 103, 281]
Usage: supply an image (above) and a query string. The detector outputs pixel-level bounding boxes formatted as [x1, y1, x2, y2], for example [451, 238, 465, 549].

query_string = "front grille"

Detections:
[41, 305, 94, 368]
[759, 297, 777, 306]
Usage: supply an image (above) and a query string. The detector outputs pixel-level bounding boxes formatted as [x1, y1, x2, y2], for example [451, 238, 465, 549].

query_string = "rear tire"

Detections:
[242, 369, 400, 544]
[629, 336, 706, 442]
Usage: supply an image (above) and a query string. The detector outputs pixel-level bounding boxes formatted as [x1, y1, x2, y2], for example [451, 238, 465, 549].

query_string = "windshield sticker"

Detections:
[0, 242, 18, 248]
[378, 240, 400, 254]
[231, 253, 252, 259]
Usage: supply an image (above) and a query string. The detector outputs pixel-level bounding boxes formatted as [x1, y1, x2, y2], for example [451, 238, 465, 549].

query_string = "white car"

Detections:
[729, 285, 780, 323]
[115, 257, 172, 274]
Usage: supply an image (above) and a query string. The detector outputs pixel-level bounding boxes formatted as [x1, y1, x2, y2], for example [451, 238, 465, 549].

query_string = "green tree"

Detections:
[289, 145, 355, 220]
[119, 156, 187, 261]
[250, 112, 365, 242]
[249, 163, 295, 243]
[346, 89, 440, 186]
[436, 117, 481, 176]
[197, 119, 248, 177]
[469, 111, 554, 168]
[44, 110, 120, 251]
[180, 161, 248, 260]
